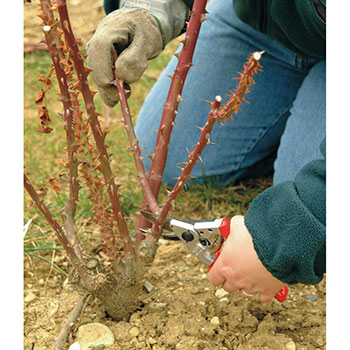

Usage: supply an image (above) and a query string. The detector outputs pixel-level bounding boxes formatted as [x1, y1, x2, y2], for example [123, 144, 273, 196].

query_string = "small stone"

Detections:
[306, 294, 318, 302]
[148, 337, 157, 345]
[147, 302, 167, 311]
[210, 316, 220, 325]
[69, 342, 81, 350]
[190, 287, 199, 294]
[285, 341, 296, 350]
[158, 238, 169, 246]
[219, 297, 230, 304]
[48, 301, 59, 317]
[129, 313, 142, 325]
[176, 341, 183, 348]
[316, 337, 325, 346]
[86, 258, 99, 270]
[144, 280, 154, 293]
[130, 338, 138, 347]
[201, 274, 207, 279]
[215, 288, 229, 298]
[38, 279, 45, 286]
[47, 279, 57, 288]
[24, 292, 37, 303]
[129, 327, 140, 337]
[76, 323, 114, 350]
[27, 283, 33, 289]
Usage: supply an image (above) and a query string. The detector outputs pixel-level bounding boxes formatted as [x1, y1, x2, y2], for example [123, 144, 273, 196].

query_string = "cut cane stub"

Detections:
[215, 95, 222, 103]
[253, 51, 265, 61]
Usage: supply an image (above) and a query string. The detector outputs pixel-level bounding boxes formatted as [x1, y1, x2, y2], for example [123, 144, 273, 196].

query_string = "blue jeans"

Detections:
[135, 0, 326, 186]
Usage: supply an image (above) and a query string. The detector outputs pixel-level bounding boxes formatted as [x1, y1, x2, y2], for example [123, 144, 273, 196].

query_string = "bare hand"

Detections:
[207, 215, 285, 302]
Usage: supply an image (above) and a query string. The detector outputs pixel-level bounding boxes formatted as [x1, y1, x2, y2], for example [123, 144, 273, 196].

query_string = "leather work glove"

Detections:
[87, 0, 188, 107]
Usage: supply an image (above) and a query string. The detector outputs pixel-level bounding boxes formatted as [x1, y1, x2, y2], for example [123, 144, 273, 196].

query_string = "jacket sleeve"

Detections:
[233, 0, 326, 60]
[244, 140, 326, 285]
[103, 0, 119, 14]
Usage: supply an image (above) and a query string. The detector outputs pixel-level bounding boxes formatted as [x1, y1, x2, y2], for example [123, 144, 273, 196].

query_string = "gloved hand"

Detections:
[87, 0, 188, 107]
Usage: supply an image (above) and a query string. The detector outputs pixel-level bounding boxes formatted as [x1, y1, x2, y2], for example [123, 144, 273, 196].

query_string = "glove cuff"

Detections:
[119, 0, 188, 46]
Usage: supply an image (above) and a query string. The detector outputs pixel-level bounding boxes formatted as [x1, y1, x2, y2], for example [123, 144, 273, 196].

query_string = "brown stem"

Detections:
[53, 296, 88, 350]
[55, 0, 134, 256]
[148, 0, 208, 192]
[113, 52, 159, 214]
[24, 173, 95, 291]
[153, 96, 222, 234]
[154, 51, 263, 232]
[136, 0, 208, 244]
[217, 51, 263, 121]
[40, 0, 82, 259]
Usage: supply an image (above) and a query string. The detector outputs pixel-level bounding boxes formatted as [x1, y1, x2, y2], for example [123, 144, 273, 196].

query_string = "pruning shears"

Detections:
[141, 210, 288, 302]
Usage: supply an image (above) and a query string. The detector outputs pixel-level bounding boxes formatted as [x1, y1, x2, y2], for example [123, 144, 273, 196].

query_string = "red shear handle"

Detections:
[274, 285, 288, 302]
[219, 217, 230, 238]
[207, 217, 230, 270]
[208, 251, 288, 302]
[208, 251, 221, 271]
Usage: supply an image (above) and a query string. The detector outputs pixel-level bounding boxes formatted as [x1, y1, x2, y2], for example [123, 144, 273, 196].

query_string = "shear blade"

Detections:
[161, 233, 180, 241]
[140, 210, 173, 232]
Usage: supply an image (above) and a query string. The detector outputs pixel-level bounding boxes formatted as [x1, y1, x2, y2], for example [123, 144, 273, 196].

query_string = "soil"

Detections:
[24, 1, 326, 349]
[24, 241, 326, 350]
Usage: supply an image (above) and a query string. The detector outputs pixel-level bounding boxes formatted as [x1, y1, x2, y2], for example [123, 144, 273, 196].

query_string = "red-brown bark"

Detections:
[136, 0, 209, 244]
[24, 174, 94, 291]
[55, 0, 134, 256]
[113, 52, 160, 214]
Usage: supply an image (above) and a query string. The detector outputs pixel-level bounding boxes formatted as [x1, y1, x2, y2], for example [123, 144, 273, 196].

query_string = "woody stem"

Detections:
[136, 0, 208, 244]
[113, 52, 159, 214]
[24, 173, 94, 291]
[56, 0, 134, 256]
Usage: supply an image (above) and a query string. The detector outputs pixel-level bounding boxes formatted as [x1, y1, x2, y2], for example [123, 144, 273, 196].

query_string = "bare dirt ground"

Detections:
[24, 0, 105, 46]
[24, 1, 326, 349]
[24, 243, 326, 350]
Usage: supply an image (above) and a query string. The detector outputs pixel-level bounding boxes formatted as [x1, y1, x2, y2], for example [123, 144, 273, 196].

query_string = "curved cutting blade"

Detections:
[140, 210, 173, 232]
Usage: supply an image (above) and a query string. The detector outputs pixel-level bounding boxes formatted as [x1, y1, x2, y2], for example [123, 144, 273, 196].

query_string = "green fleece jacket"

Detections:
[232, 0, 326, 59]
[102, 0, 326, 285]
[245, 140, 326, 285]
